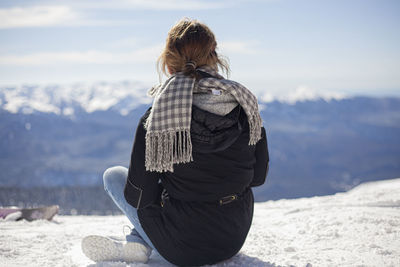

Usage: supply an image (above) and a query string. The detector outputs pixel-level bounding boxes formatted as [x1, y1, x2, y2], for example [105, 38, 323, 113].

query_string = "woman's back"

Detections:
[162, 104, 256, 202]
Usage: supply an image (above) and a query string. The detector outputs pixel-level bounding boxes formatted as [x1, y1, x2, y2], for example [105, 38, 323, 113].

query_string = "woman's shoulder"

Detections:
[139, 106, 152, 122]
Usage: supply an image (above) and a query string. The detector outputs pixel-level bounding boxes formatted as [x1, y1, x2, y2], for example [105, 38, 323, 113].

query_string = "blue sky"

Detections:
[0, 0, 399, 98]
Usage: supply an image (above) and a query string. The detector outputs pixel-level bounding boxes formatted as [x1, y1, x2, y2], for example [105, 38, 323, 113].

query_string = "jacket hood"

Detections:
[190, 104, 247, 153]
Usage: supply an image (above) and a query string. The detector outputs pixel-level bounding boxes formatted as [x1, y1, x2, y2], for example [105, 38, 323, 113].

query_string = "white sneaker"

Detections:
[81, 235, 152, 263]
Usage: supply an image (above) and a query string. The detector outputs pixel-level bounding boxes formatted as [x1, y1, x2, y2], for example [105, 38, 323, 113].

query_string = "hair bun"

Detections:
[184, 61, 197, 76]
[185, 61, 197, 69]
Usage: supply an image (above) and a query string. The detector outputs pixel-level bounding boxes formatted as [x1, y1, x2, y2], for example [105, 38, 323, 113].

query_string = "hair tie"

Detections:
[185, 61, 197, 69]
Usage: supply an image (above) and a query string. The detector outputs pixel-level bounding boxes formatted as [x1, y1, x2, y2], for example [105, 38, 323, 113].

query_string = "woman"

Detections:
[82, 18, 269, 266]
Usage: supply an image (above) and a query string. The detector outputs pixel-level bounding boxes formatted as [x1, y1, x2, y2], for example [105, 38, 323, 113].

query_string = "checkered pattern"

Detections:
[144, 66, 262, 173]
[145, 74, 195, 132]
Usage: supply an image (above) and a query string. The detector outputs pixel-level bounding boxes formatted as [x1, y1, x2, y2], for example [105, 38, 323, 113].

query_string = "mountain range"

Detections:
[1, 82, 399, 202]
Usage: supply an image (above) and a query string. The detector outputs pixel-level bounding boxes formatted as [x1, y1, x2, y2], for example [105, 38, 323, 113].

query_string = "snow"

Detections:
[0, 81, 153, 116]
[260, 85, 346, 104]
[0, 82, 347, 116]
[1, 178, 399, 267]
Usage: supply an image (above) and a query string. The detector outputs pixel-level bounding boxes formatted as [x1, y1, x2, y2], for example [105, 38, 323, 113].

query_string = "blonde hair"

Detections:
[157, 18, 229, 79]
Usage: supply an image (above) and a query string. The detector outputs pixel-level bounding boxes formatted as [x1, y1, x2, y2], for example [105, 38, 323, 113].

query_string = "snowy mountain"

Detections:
[0, 81, 153, 116]
[0, 82, 346, 116]
[1, 82, 400, 201]
[1, 178, 399, 266]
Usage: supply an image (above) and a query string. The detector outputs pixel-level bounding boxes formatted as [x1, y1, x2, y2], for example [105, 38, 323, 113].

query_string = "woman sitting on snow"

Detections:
[82, 18, 269, 266]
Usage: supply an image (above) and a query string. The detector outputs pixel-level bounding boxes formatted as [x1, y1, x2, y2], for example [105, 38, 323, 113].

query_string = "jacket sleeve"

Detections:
[250, 126, 269, 187]
[124, 107, 162, 209]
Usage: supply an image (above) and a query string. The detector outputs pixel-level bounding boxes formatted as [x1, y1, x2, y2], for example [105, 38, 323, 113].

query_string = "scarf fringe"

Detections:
[145, 129, 193, 172]
[248, 111, 263, 146]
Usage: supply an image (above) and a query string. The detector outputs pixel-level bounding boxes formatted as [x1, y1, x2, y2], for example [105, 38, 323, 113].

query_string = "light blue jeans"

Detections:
[103, 166, 158, 253]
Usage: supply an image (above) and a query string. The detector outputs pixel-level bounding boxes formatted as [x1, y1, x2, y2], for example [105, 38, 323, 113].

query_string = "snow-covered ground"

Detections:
[1, 178, 399, 267]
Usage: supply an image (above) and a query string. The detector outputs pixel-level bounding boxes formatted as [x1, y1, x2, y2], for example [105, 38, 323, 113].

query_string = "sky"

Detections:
[0, 0, 399, 99]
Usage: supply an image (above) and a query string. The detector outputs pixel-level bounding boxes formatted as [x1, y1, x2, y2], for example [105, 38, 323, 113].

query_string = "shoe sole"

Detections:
[82, 235, 121, 262]
[81, 235, 150, 263]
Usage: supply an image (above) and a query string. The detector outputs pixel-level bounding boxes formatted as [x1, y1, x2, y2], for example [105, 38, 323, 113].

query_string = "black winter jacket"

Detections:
[124, 103, 269, 266]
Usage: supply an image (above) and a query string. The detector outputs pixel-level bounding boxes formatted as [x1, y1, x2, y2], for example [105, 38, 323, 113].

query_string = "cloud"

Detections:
[0, 45, 163, 65]
[0, 6, 79, 29]
[0, 40, 259, 66]
[0, 5, 141, 29]
[0, 1, 231, 29]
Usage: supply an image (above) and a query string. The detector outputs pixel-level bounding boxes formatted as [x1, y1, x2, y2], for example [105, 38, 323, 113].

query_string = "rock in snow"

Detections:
[1, 178, 399, 267]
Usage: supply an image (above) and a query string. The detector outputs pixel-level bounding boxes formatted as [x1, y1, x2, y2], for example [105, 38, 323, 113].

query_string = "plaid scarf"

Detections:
[144, 66, 262, 172]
